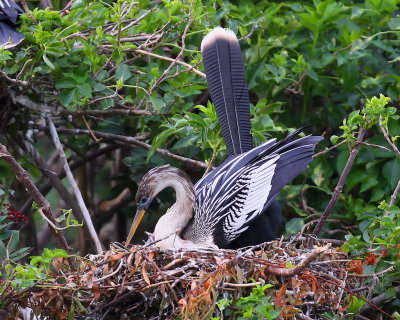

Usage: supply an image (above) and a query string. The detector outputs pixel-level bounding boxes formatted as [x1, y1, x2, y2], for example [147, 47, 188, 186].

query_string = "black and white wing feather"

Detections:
[0, 0, 24, 48]
[190, 131, 322, 246]
[201, 27, 253, 156]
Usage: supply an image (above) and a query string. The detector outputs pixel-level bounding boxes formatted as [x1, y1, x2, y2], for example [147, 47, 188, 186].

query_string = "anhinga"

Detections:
[0, 0, 24, 48]
[126, 27, 322, 249]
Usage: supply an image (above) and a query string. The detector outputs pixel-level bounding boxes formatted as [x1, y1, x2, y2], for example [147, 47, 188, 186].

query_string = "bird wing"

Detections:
[193, 132, 323, 246]
[0, 0, 24, 23]
[0, 21, 24, 48]
[201, 27, 253, 156]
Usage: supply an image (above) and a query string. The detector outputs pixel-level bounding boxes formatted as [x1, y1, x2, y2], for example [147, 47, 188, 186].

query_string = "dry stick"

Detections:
[56, 128, 209, 169]
[313, 139, 347, 158]
[357, 285, 400, 316]
[0, 69, 29, 86]
[18, 138, 85, 224]
[265, 243, 331, 277]
[48, 118, 103, 254]
[135, 49, 205, 78]
[379, 116, 400, 207]
[13, 92, 160, 117]
[314, 275, 395, 320]
[310, 128, 366, 246]
[20, 0, 36, 24]
[0, 143, 70, 253]
[20, 144, 120, 217]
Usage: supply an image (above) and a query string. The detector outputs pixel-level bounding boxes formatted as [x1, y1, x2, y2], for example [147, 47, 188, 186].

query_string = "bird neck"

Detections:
[153, 172, 195, 247]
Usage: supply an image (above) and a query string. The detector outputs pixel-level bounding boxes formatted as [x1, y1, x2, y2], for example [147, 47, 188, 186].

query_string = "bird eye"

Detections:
[140, 196, 149, 205]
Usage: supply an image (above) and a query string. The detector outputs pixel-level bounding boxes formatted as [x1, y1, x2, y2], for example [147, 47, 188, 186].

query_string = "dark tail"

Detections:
[201, 27, 253, 156]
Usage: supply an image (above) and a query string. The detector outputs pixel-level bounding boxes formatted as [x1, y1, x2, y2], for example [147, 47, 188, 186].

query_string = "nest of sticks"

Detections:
[5, 236, 372, 319]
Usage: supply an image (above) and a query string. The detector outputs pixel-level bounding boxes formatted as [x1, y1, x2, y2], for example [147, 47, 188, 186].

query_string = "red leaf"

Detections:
[142, 265, 151, 285]
[274, 283, 287, 309]
[92, 283, 100, 299]
[110, 253, 125, 261]
[364, 253, 379, 265]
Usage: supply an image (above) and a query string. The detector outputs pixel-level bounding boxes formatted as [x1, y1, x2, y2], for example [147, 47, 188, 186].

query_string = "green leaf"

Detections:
[0, 240, 6, 259]
[55, 77, 77, 89]
[382, 159, 400, 189]
[60, 88, 80, 107]
[78, 83, 93, 98]
[8, 232, 19, 252]
[115, 64, 131, 81]
[285, 218, 304, 233]
[150, 96, 166, 110]
[342, 63, 358, 92]
[42, 54, 55, 70]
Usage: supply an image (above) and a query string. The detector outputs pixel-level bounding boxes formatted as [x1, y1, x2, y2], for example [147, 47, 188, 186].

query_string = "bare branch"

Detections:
[55, 128, 209, 169]
[135, 49, 205, 78]
[0, 70, 29, 86]
[48, 118, 103, 253]
[238, 24, 258, 41]
[313, 139, 347, 158]
[310, 128, 366, 246]
[379, 116, 400, 208]
[265, 243, 331, 276]
[0, 143, 70, 252]
[379, 116, 400, 157]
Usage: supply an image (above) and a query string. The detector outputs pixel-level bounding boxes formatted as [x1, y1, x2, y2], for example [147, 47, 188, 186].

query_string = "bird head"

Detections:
[125, 165, 193, 245]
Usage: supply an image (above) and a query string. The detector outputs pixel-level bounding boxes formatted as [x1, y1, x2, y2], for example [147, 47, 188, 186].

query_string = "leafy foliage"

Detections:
[1, 0, 400, 318]
[212, 283, 280, 320]
[1, 248, 69, 291]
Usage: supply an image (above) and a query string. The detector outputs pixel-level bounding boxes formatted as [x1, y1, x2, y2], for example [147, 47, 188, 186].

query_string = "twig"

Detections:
[357, 285, 400, 316]
[379, 116, 400, 157]
[312, 139, 347, 158]
[356, 141, 390, 151]
[348, 266, 394, 278]
[224, 282, 262, 287]
[265, 243, 331, 277]
[379, 116, 400, 207]
[135, 49, 205, 78]
[0, 143, 70, 253]
[140, 280, 174, 291]
[16, 137, 85, 223]
[48, 118, 103, 253]
[315, 275, 395, 319]
[93, 260, 124, 282]
[55, 128, 209, 169]
[16, 59, 32, 82]
[20, 0, 36, 24]
[300, 219, 341, 234]
[333, 43, 353, 56]
[142, 228, 182, 248]
[81, 115, 101, 142]
[390, 179, 400, 207]
[202, 154, 215, 177]
[20, 144, 120, 218]
[238, 24, 257, 41]
[36, 208, 68, 231]
[310, 128, 366, 245]
[0, 70, 29, 86]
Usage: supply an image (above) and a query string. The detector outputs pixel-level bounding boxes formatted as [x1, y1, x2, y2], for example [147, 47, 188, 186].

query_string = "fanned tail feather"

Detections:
[201, 27, 253, 156]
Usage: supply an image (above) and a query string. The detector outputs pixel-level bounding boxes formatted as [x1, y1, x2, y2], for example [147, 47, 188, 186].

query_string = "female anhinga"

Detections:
[126, 28, 322, 249]
[0, 0, 24, 48]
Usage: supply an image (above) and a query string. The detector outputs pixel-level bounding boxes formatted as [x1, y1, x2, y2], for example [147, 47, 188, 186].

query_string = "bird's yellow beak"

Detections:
[125, 208, 146, 245]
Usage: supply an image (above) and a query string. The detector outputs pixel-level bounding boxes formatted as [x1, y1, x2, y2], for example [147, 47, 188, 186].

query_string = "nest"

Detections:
[5, 236, 368, 319]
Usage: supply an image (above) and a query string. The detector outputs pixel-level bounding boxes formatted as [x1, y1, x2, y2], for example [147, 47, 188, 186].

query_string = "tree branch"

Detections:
[379, 116, 400, 208]
[55, 128, 209, 169]
[310, 128, 366, 246]
[265, 243, 331, 276]
[0, 143, 70, 252]
[48, 118, 103, 253]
